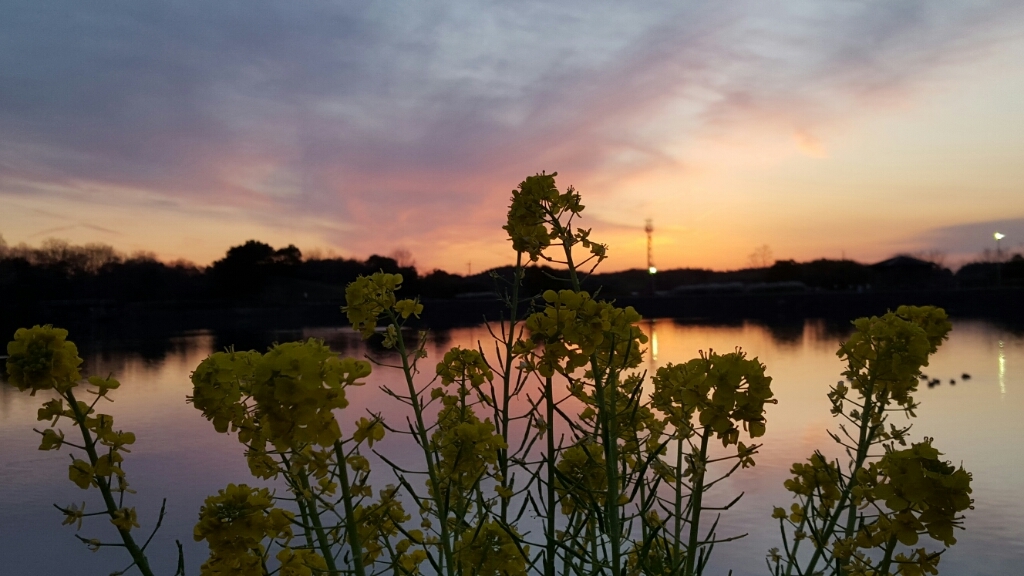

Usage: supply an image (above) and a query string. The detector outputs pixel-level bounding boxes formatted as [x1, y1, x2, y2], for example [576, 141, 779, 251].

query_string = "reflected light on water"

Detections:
[649, 319, 659, 362]
[999, 340, 1006, 396]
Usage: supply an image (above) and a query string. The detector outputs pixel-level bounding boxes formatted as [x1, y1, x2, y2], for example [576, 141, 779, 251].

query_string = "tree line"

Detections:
[1, 236, 1022, 310]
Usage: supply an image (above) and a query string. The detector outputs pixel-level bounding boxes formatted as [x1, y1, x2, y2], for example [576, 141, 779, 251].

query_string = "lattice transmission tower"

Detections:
[645, 219, 656, 293]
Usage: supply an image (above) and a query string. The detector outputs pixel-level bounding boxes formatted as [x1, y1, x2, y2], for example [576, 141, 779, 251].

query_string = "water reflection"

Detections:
[1, 318, 1022, 576]
[999, 340, 1006, 396]
[649, 319, 659, 362]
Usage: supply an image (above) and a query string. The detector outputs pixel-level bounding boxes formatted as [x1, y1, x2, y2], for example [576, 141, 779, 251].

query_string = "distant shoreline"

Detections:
[4, 287, 1022, 340]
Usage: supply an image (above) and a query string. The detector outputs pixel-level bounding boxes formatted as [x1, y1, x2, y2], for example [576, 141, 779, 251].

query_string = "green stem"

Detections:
[499, 251, 524, 524]
[391, 319, 457, 576]
[877, 535, 899, 575]
[545, 375, 557, 576]
[559, 219, 623, 576]
[600, 370, 623, 576]
[65, 389, 155, 576]
[294, 494, 316, 549]
[673, 436, 685, 573]
[683, 427, 712, 576]
[296, 470, 340, 575]
[280, 454, 316, 549]
[795, 383, 890, 576]
[334, 441, 367, 576]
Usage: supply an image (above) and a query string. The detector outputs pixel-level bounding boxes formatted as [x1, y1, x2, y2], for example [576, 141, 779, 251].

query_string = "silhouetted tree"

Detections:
[210, 240, 303, 298]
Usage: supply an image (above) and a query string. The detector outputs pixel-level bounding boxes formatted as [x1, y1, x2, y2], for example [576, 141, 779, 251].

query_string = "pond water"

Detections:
[1, 317, 1021, 575]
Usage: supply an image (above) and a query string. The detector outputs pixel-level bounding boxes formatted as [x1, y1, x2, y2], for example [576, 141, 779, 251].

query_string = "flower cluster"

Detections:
[190, 340, 372, 453]
[554, 441, 608, 515]
[251, 340, 370, 451]
[87, 422, 131, 483]
[626, 538, 677, 576]
[436, 347, 494, 388]
[6, 327, 145, 536]
[189, 349, 260, 435]
[430, 403, 507, 506]
[779, 453, 842, 515]
[503, 172, 606, 263]
[827, 440, 971, 576]
[354, 485, 425, 569]
[193, 484, 295, 576]
[344, 272, 422, 338]
[504, 172, 573, 260]
[6, 325, 83, 394]
[37, 399, 137, 494]
[866, 440, 973, 547]
[833, 306, 952, 414]
[276, 547, 329, 576]
[575, 373, 666, 463]
[453, 520, 528, 576]
[516, 290, 647, 377]
[651, 350, 774, 448]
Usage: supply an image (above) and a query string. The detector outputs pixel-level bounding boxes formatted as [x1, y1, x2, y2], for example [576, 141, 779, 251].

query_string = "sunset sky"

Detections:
[2, 1, 1022, 273]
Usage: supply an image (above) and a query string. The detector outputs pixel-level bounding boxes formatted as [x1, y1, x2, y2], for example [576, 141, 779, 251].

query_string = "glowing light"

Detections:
[649, 266, 658, 274]
[994, 232, 1006, 241]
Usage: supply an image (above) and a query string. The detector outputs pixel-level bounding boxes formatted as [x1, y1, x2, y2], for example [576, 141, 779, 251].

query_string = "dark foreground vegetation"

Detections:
[2, 237, 1023, 336]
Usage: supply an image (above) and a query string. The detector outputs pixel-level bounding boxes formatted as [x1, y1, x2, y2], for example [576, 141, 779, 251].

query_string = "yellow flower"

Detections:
[38, 428, 65, 451]
[395, 298, 424, 319]
[194, 483, 294, 570]
[781, 453, 842, 514]
[519, 290, 648, 377]
[873, 439, 973, 547]
[60, 501, 87, 530]
[453, 519, 529, 576]
[353, 417, 386, 448]
[343, 272, 404, 338]
[189, 349, 261, 434]
[651, 350, 774, 449]
[504, 172, 561, 260]
[429, 403, 506, 506]
[354, 486, 411, 564]
[836, 306, 951, 414]
[110, 507, 140, 532]
[277, 547, 328, 576]
[347, 454, 371, 473]
[555, 442, 607, 514]
[87, 375, 120, 398]
[37, 398, 64, 424]
[93, 451, 125, 478]
[399, 549, 428, 574]
[68, 459, 95, 489]
[436, 347, 494, 387]
[249, 339, 370, 451]
[6, 325, 82, 394]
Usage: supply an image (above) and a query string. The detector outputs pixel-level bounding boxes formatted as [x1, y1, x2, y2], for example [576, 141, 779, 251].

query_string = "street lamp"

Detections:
[994, 232, 1006, 287]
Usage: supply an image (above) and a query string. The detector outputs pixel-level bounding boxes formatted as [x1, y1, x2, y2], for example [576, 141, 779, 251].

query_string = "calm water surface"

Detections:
[1, 318, 1021, 575]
